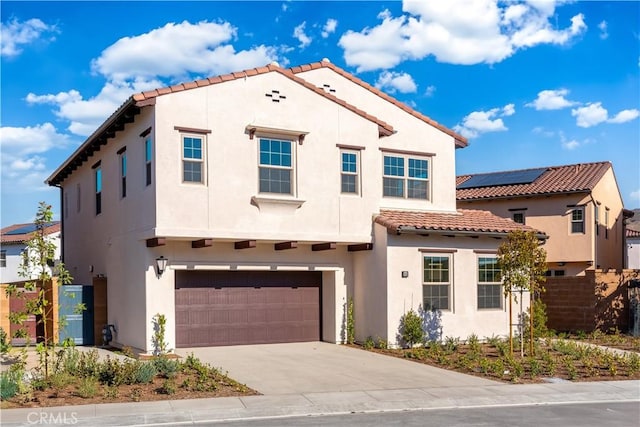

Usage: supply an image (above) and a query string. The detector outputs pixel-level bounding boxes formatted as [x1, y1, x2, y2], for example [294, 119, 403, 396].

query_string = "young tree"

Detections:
[497, 230, 547, 356]
[5, 202, 75, 377]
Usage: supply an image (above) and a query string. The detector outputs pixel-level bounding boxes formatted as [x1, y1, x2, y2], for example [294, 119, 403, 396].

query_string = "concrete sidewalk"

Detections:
[2, 380, 638, 426]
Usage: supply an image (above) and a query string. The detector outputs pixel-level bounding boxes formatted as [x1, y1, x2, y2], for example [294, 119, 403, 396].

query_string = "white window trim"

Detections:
[477, 255, 503, 310]
[570, 207, 585, 234]
[422, 253, 453, 312]
[382, 152, 431, 200]
[118, 148, 127, 199]
[340, 148, 361, 196]
[181, 133, 206, 185]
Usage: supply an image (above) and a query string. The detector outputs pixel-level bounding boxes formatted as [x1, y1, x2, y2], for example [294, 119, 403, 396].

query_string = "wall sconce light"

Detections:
[401, 271, 409, 278]
[155, 256, 168, 277]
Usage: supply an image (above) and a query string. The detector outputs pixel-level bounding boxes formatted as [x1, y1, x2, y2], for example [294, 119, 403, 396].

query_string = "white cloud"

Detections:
[454, 104, 513, 139]
[598, 20, 608, 40]
[571, 103, 640, 128]
[560, 133, 580, 150]
[424, 85, 436, 97]
[571, 103, 608, 128]
[0, 123, 72, 192]
[631, 189, 640, 201]
[532, 126, 555, 137]
[375, 71, 417, 93]
[339, 0, 587, 71]
[526, 88, 577, 110]
[293, 21, 312, 48]
[608, 109, 640, 124]
[322, 18, 338, 38]
[92, 21, 277, 82]
[1, 17, 58, 57]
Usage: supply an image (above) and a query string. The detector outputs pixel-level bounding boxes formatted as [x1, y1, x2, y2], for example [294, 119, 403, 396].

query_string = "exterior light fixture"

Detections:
[155, 256, 168, 277]
[401, 271, 409, 278]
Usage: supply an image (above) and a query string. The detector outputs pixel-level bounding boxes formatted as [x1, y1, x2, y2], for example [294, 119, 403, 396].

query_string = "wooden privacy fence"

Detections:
[541, 269, 640, 333]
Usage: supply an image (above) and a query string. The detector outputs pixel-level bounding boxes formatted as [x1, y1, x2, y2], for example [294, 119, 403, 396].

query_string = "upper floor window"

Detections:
[145, 138, 152, 186]
[341, 150, 360, 195]
[0, 250, 6, 268]
[383, 155, 429, 200]
[182, 135, 205, 183]
[570, 208, 584, 233]
[94, 165, 102, 215]
[512, 212, 525, 224]
[118, 147, 127, 198]
[477, 256, 502, 309]
[594, 204, 600, 236]
[259, 138, 293, 194]
[423, 255, 451, 311]
[605, 208, 610, 239]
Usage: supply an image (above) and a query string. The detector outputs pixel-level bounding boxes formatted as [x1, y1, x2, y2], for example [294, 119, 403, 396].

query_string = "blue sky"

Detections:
[1, 0, 639, 226]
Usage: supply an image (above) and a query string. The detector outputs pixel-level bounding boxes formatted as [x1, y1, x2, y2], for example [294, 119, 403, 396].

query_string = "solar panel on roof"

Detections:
[4, 222, 56, 236]
[458, 168, 547, 189]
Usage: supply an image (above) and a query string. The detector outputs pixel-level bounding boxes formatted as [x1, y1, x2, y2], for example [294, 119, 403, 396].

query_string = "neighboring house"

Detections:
[627, 228, 640, 269]
[46, 59, 536, 353]
[457, 162, 628, 276]
[0, 222, 61, 283]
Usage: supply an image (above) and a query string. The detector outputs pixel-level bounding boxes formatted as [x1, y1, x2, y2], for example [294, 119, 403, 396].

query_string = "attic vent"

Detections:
[321, 84, 336, 94]
[265, 90, 286, 102]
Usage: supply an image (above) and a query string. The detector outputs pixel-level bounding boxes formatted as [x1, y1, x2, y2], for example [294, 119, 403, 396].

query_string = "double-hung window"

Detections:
[383, 154, 429, 200]
[570, 208, 584, 233]
[182, 135, 204, 183]
[341, 150, 359, 194]
[605, 208, 609, 239]
[0, 250, 6, 268]
[118, 147, 127, 198]
[259, 138, 293, 194]
[94, 164, 102, 215]
[477, 256, 502, 309]
[512, 212, 525, 224]
[423, 254, 451, 311]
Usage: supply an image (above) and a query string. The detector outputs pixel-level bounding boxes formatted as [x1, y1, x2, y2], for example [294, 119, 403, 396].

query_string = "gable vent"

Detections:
[265, 90, 286, 102]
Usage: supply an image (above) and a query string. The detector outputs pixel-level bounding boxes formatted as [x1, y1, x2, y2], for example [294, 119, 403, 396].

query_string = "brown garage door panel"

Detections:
[175, 272, 321, 347]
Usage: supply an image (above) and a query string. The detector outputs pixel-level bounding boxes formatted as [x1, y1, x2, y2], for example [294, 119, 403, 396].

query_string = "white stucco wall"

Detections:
[1, 232, 60, 284]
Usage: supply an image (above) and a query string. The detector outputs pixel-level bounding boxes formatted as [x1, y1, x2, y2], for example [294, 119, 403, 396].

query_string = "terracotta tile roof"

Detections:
[132, 63, 394, 136]
[456, 161, 612, 201]
[1, 222, 61, 244]
[627, 228, 640, 238]
[289, 60, 468, 148]
[375, 209, 542, 237]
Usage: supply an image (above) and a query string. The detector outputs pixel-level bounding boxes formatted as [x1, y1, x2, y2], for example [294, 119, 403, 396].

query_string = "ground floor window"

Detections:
[477, 256, 502, 309]
[423, 254, 451, 311]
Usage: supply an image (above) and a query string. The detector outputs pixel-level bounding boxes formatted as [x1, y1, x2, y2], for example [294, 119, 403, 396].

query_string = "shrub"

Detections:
[375, 337, 388, 350]
[399, 309, 424, 348]
[522, 299, 549, 339]
[104, 385, 119, 399]
[154, 356, 179, 379]
[0, 370, 21, 400]
[75, 349, 100, 378]
[0, 327, 10, 354]
[75, 377, 98, 398]
[159, 379, 176, 395]
[363, 336, 375, 350]
[346, 298, 355, 345]
[135, 362, 157, 384]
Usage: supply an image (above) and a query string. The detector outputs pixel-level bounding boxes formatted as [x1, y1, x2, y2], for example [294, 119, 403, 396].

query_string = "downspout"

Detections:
[588, 192, 597, 270]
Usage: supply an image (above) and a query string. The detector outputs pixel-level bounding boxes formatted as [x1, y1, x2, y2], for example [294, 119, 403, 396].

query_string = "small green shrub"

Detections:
[135, 362, 157, 384]
[399, 309, 424, 348]
[154, 356, 179, 378]
[159, 379, 176, 395]
[103, 385, 119, 399]
[363, 336, 375, 350]
[49, 372, 74, 390]
[528, 357, 541, 377]
[0, 370, 21, 400]
[75, 377, 98, 398]
[0, 327, 10, 354]
[346, 298, 355, 345]
[375, 337, 388, 350]
[75, 349, 100, 378]
[130, 387, 142, 402]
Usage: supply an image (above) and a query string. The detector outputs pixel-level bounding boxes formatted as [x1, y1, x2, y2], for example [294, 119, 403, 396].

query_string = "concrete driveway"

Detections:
[176, 342, 496, 395]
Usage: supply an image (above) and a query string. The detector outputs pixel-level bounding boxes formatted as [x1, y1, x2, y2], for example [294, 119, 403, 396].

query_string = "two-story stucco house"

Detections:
[457, 162, 629, 277]
[627, 228, 640, 270]
[46, 60, 537, 353]
[0, 222, 61, 283]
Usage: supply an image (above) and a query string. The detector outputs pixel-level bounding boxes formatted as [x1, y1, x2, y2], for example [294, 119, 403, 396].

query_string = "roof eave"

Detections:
[395, 226, 547, 240]
[457, 189, 592, 202]
[46, 97, 141, 187]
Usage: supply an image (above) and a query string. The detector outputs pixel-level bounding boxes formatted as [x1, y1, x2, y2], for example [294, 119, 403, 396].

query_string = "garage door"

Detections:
[175, 271, 321, 347]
